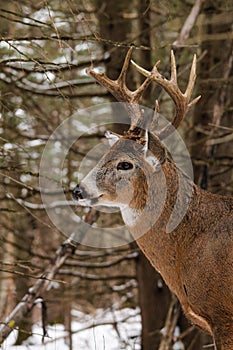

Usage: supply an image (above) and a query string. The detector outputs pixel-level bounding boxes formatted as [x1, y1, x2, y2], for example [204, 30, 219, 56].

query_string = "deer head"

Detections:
[73, 48, 200, 228]
[74, 130, 169, 228]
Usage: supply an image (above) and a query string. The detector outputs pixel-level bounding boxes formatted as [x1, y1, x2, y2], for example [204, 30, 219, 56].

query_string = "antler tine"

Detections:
[87, 48, 153, 130]
[117, 47, 153, 104]
[153, 99, 160, 129]
[170, 50, 177, 83]
[117, 46, 133, 87]
[86, 49, 132, 103]
[185, 54, 196, 99]
[131, 51, 201, 140]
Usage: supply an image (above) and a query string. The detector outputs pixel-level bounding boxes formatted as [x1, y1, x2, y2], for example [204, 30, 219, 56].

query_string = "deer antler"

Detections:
[87, 47, 154, 133]
[131, 50, 201, 139]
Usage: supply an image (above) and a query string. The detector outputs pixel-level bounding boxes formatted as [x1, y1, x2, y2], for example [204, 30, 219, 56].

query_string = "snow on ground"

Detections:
[2, 308, 184, 350]
[2, 308, 141, 350]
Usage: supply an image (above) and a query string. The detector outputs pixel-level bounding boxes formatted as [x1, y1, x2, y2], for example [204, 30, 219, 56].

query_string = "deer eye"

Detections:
[117, 161, 133, 170]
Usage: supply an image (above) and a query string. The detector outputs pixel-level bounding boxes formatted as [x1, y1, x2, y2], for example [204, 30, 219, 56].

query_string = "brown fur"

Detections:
[75, 132, 233, 349]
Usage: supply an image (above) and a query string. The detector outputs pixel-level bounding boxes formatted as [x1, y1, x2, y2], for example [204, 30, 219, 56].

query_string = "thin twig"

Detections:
[173, 0, 205, 47]
[0, 208, 97, 344]
[158, 294, 180, 350]
[0, 236, 75, 344]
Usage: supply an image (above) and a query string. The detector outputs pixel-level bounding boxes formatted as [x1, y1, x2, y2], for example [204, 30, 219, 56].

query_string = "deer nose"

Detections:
[72, 185, 84, 200]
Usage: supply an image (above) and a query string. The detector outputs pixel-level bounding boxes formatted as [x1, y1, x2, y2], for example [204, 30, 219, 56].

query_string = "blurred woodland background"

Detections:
[0, 0, 232, 349]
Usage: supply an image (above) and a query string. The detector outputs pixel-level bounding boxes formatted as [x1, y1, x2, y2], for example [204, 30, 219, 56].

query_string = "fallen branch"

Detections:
[0, 235, 76, 344]
[0, 208, 98, 344]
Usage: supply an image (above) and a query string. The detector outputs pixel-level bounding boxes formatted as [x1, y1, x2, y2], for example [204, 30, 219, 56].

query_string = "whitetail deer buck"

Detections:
[73, 48, 233, 349]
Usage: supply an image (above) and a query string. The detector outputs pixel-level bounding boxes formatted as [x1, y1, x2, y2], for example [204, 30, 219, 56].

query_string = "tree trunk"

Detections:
[192, 0, 233, 195]
[136, 252, 171, 349]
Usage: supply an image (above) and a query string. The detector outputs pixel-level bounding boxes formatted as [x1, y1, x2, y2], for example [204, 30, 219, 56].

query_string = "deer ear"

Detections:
[105, 131, 120, 147]
[142, 131, 159, 168]
[140, 129, 149, 153]
[140, 130, 159, 168]
[146, 153, 161, 169]
[141, 130, 166, 167]
[148, 132, 167, 164]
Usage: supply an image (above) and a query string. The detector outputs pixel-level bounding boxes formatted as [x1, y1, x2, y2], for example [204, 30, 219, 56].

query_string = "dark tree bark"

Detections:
[96, 0, 133, 79]
[192, 0, 233, 195]
[136, 252, 171, 349]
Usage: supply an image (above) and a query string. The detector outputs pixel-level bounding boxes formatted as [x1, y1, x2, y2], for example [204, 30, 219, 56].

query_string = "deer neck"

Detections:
[121, 159, 199, 275]
[123, 160, 199, 296]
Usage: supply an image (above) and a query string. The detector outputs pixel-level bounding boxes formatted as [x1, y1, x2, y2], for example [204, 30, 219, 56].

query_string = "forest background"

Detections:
[0, 0, 232, 349]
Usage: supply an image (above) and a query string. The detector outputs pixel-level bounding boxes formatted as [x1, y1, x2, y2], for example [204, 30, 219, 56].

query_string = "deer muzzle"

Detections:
[72, 183, 102, 206]
[72, 184, 84, 200]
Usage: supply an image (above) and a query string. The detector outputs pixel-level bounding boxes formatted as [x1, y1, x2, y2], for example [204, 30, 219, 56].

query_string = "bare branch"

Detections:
[0, 236, 76, 344]
[158, 294, 180, 350]
[206, 133, 233, 146]
[173, 0, 205, 48]
[58, 269, 135, 280]
[0, 207, 98, 344]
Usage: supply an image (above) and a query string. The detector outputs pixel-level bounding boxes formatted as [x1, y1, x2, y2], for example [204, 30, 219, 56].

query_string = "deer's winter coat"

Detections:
[73, 49, 233, 349]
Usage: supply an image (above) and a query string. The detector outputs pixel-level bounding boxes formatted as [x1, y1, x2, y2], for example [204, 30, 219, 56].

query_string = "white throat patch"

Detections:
[121, 206, 140, 227]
